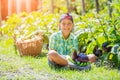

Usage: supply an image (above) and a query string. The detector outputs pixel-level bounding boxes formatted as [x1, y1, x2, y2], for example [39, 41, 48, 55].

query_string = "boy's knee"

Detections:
[48, 50, 57, 57]
[87, 54, 96, 63]
[48, 50, 58, 61]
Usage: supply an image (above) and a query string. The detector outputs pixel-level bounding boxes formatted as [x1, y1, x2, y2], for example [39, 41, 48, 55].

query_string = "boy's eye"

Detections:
[62, 23, 66, 26]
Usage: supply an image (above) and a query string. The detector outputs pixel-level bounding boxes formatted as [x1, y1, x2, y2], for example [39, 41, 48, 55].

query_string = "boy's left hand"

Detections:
[66, 55, 74, 63]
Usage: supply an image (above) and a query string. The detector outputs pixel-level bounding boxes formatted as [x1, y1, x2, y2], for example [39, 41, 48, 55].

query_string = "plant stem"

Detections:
[88, 24, 99, 45]
[102, 28, 108, 41]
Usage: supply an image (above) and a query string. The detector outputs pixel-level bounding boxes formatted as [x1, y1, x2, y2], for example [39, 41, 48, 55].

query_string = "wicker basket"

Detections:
[15, 32, 44, 57]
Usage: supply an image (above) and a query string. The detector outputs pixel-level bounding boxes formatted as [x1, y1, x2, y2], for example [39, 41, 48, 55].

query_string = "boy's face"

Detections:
[59, 18, 73, 35]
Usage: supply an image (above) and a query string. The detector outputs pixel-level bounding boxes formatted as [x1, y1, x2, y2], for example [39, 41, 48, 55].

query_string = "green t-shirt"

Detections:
[49, 31, 78, 56]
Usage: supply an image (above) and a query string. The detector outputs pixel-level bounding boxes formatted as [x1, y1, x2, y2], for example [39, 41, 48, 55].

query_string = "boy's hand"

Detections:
[66, 55, 74, 63]
[72, 51, 77, 61]
[65, 55, 70, 60]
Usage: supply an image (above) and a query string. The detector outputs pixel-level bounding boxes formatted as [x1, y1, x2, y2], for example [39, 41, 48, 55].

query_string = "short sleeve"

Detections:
[49, 33, 57, 50]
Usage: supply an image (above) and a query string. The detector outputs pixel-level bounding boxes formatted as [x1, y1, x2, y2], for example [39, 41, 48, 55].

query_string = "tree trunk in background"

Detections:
[16, 0, 21, 14]
[108, 0, 112, 18]
[21, 0, 26, 12]
[25, 0, 31, 13]
[0, 0, 39, 20]
[31, 0, 39, 11]
[38, 0, 42, 11]
[81, 0, 85, 15]
[12, 0, 17, 13]
[0, 0, 1, 21]
[0, 0, 1, 35]
[51, 0, 54, 13]
[8, 0, 12, 16]
[1, 0, 8, 20]
[8, 0, 16, 16]
[66, 0, 70, 13]
[95, 0, 99, 13]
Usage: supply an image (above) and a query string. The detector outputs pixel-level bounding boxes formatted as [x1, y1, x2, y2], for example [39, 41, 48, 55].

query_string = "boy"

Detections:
[48, 13, 96, 69]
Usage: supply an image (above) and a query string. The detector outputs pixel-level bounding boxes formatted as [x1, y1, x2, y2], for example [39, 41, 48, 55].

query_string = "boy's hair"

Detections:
[60, 13, 73, 23]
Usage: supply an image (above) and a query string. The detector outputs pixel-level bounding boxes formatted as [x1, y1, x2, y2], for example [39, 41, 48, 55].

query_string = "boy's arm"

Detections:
[72, 37, 79, 61]
[72, 50, 77, 61]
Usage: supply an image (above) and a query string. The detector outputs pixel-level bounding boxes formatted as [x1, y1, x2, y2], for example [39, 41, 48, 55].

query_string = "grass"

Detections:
[0, 37, 120, 80]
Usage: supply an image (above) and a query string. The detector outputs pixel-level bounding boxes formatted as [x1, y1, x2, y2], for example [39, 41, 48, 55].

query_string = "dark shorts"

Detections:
[48, 59, 66, 69]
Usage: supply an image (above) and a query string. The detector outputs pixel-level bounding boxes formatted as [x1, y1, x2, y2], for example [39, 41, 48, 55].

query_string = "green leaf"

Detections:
[111, 44, 120, 54]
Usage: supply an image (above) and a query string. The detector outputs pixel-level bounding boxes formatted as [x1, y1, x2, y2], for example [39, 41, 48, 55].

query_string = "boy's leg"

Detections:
[48, 50, 68, 66]
[48, 59, 65, 69]
[87, 54, 96, 63]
